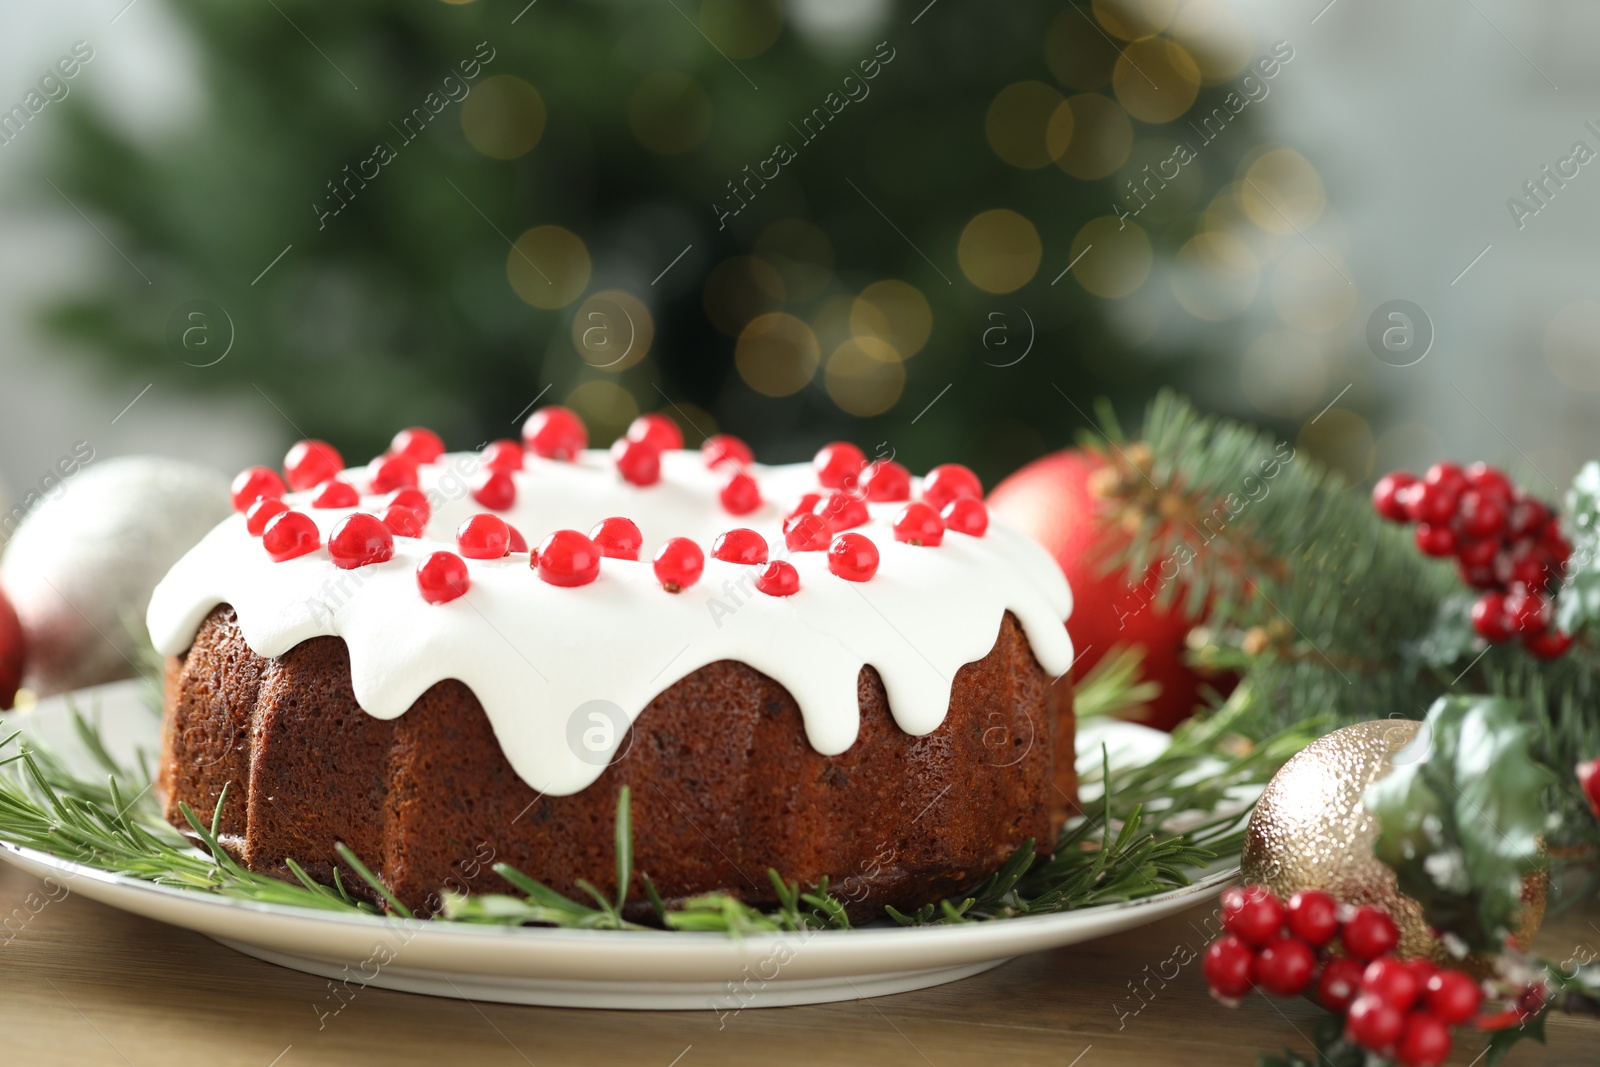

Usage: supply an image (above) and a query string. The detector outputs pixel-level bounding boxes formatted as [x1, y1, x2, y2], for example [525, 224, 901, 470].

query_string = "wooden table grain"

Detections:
[0, 862, 1593, 1067]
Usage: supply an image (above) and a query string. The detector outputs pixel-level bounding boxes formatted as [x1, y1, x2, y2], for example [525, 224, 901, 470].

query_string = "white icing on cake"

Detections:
[147, 448, 1073, 796]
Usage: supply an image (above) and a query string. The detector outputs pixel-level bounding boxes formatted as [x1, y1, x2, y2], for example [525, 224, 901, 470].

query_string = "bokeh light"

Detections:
[986, 81, 1067, 170]
[1297, 408, 1373, 483]
[460, 75, 546, 160]
[754, 218, 834, 301]
[565, 380, 639, 443]
[571, 290, 653, 372]
[1544, 299, 1600, 390]
[958, 210, 1042, 294]
[1240, 148, 1326, 234]
[825, 336, 904, 416]
[1171, 231, 1258, 320]
[508, 225, 590, 309]
[1045, 7, 1119, 90]
[1050, 94, 1133, 180]
[736, 312, 820, 396]
[1239, 330, 1327, 417]
[628, 72, 712, 155]
[1112, 38, 1201, 124]
[699, 0, 784, 59]
[1092, 0, 1179, 40]
[1172, 0, 1256, 83]
[1069, 216, 1152, 298]
[850, 280, 932, 357]
[1271, 245, 1356, 332]
[703, 256, 786, 336]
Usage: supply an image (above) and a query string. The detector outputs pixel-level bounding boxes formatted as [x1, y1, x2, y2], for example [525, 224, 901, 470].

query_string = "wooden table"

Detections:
[0, 862, 1593, 1066]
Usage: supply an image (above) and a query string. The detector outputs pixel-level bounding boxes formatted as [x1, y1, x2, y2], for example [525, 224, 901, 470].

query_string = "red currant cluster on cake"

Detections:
[1372, 463, 1575, 658]
[1204, 887, 1492, 1066]
[226, 408, 992, 609]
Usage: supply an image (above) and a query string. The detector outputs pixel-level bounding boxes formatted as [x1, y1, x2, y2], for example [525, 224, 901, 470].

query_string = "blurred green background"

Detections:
[33, 0, 1295, 485]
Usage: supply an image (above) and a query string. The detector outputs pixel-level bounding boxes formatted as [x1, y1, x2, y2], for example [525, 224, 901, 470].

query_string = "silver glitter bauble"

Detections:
[1, 456, 231, 695]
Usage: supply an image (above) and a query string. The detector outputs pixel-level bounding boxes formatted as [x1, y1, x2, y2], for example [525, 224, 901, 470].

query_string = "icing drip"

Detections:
[147, 449, 1074, 796]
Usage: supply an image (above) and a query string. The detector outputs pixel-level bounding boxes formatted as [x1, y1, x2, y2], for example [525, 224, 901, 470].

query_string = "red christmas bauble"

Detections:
[989, 448, 1215, 732]
[0, 581, 26, 710]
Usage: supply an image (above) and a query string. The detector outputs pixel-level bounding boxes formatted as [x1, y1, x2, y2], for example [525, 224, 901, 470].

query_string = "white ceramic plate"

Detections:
[0, 681, 1236, 1010]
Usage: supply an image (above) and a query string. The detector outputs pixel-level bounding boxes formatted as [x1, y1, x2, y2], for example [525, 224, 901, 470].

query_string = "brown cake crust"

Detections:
[159, 604, 1075, 918]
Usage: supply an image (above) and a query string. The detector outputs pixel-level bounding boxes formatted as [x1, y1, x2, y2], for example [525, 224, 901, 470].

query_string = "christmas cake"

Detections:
[146, 409, 1076, 917]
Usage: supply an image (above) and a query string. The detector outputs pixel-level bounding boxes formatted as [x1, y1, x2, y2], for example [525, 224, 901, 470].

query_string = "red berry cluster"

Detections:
[1204, 887, 1483, 1066]
[1373, 462, 1575, 658]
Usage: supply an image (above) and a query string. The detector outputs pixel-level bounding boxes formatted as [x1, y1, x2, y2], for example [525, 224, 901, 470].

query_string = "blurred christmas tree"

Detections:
[38, 0, 1280, 483]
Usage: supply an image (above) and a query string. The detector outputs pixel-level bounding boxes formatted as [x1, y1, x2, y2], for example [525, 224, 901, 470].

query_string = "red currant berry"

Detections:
[367, 452, 419, 494]
[1342, 905, 1400, 961]
[860, 460, 912, 502]
[1317, 957, 1366, 1013]
[329, 513, 395, 570]
[1255, 936, 1317, 996]
[612, 437, 662, 487]
[720, 470, 762, 515]
[1285, 889, 1340, 946]
[1509, 553, 1550, 589]
[893, 502, 945, 547]
[815, 490, 869, 531]
[589, 517, 643, 561]
[1510, 498, 1549, 538]
[1221, 885, 1286, 947]
[1424, 461, 1467, 495]
[1201, 934, 1256, 999]
[1525, 628, 1573, 659]
[755, 560, 800, 597]
[1401, 959, 1438, 989]
[1471, 592, 1512, 642]
[384, 489, 431, 527]
[711, 528, 768, 565]
[1545, 533, 1574, 568]
[626, 413, 683, 453]
[814, 442, 867, 489]
[702, 433, 753, 469]
[391, 427, 445, 465]
[382, 504, 426, 539]
[828, 532, 879, 582]
[231, 466, 286, 512]
[457, 514, 511, 559]
[481, 439, 525, 472]
[1503, 587, 1549, 635]
[784, 512, 832, 552]
[261, 510, 320, 562]
[1414, 523, 1456, 557]
[1346, 993, 1404, 1053]
[942, 497, 989, 537]
[1457, 489, 1506, 539]
[310, 478, 359, 509]
[1458, 560, 1498, 589]
[1578, 758, 1600, 821]
[522, 406, 587, 461]
[1395, 1012, 1452, 1067]
[245, 496, 290, 537]
[506, 524, 527, 553]
[536, 530, 601, 587]
[1457, 536, 1499, 569]
[471, 469, 516, 511]
[416, 551, 470, 604]
[1466, 462, 1514, 499]
[653, 537, 704, 592]
[1372, 472, 1417, 522]
[1361, 956, 1421, 1013]
[1423, 969, 1482, 1025]
[922, 464, 983, 511]
[284, 440, 343, 492]
[787, 492, 822, 520]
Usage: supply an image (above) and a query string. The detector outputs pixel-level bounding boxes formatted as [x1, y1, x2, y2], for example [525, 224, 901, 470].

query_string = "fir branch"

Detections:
[1073, 644, 1162, 722]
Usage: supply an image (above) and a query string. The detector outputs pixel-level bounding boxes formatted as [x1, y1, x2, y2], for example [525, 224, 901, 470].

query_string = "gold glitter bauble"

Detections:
[1241, 720, 1544, 967]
